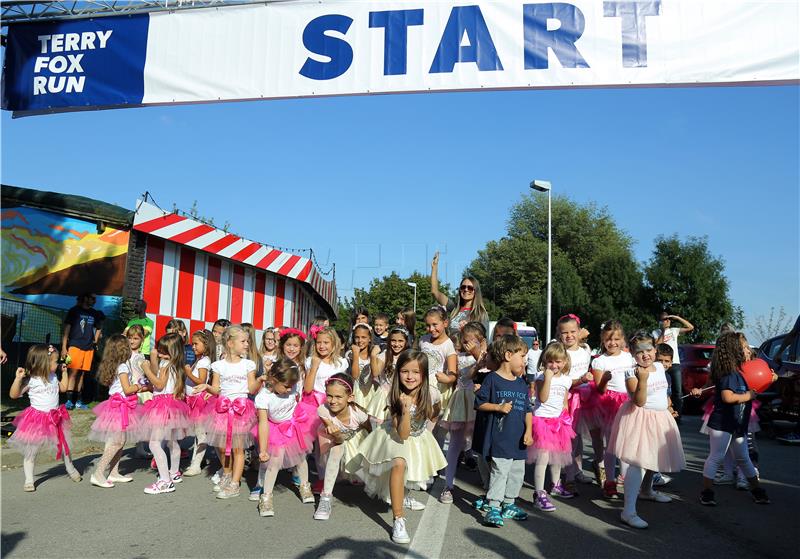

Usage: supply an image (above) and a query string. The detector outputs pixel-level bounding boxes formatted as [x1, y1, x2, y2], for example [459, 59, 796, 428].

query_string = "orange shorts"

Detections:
[67, 346, 95, 371]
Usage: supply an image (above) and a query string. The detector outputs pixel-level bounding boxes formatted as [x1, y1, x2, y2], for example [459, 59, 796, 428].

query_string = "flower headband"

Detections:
[309, 324, 325, 340]
[280, 327, 307, 341]
[389, 325, 411, 338]
[559, 313, 581, 326]
[325, 376, 352, 393]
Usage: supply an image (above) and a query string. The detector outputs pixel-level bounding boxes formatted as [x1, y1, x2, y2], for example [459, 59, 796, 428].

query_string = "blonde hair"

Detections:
[314, 326, 344, 367]
[540, 342, 571, 374]
[222, 325, 248, 354]
[156, 333, 186, 398]
[240, 322, 261, 364]
[98, 335, 132, 386]
[25, 345, 53, 382]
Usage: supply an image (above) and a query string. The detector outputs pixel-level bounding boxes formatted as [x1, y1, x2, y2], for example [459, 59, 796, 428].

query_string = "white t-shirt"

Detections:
[304, 357, 348, 393]
[185, 356, 211, 396]
[653, 327, 681, 364]
[526, 348, 543, 379]
[254, 384, 299, 422]
[419, 335, 457, 382]
[129, 352, 146, 383]
[591, 352, 636, 394]
[153, 359, 177, 396]
[533, 373, 572, 418]
[318, 404, 369, 430]
[212, 358, 255, 399]
[25, 373, 60, 412]
[567, 346, 592, 382]
[624, 362, 669, 411]
[109, 362, 132, 397]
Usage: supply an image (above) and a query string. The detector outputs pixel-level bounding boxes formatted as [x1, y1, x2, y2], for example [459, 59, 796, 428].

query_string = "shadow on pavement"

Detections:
[0, 531, 27, 557]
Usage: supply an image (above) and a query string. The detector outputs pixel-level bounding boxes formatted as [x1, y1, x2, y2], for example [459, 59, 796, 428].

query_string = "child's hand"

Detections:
[523, 431, 533, 446]
[157, 352, 169, 360]
[690, 387, 703, 397]
[15, 367, 27, 380]
[259, 450, 269, 462]
[497, 401, 513, 414]
[473, 384, 481, 392]
[326, 424, 341, 437]
[432, 251, 439, 268]
[435, 372, 450, 384]
[582, 372, 593, 383]
[193, 383, 209, 393]
[543, 368, 554, 379]
[371, 345, 382, 357]
[351, 344, 360, 356]
[771, 372, 779, 383]
[602, 371, 612, 382]
[637, 367, 650, 380]
[399, 393, 414, 411]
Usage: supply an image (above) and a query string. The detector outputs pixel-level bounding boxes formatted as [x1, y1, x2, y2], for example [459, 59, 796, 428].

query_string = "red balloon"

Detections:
[740, 358, 773, 393]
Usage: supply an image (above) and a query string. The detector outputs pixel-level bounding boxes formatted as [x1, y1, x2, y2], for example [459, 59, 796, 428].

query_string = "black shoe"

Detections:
[751, 487, 770, 504]
[464, 454, 478, 471]
[700, 489, 717, 506]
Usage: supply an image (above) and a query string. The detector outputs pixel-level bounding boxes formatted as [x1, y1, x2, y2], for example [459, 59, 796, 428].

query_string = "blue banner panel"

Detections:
[2, 15, 150, 112]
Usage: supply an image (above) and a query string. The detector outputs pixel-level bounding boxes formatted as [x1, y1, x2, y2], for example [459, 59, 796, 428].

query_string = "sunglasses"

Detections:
[460, 285, 475, 292]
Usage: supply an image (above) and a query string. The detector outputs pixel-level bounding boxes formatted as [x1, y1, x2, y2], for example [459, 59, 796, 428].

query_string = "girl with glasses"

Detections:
[430, 251, 489, 335]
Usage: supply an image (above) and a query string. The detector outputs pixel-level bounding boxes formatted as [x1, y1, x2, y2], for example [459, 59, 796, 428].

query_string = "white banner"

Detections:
[3, 0, 798, 115]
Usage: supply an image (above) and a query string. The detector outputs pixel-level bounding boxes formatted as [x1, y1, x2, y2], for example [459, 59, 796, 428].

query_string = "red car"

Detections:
[679, 344, 715, 412]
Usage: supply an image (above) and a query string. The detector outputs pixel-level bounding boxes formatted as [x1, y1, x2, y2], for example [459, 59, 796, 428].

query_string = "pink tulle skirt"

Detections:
[598, 390, 629, 436]
[186, 393, 217, 424]
[205, 396, 257, 453]
[88, 394, 142, 443]
[253, 404, 317, 469]
[700, 398, 760, 435]
[608, 401, 685, 472]
[571, 383, 602, 433]
[8, 405, 73, 458]
[137, 395, 191, 442]
[527, 411, 576, 466]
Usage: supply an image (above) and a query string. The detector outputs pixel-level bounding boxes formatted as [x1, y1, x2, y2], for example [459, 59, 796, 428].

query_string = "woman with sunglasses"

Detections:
[431, 252, 489, 335]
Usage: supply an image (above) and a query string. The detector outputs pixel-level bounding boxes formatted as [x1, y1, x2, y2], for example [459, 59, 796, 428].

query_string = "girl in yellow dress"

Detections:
[353, 349, 447, 544]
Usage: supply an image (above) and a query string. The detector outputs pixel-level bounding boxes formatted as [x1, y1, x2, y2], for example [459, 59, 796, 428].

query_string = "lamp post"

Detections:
[530, 180, 552, 343]
[406, 282, 417, 314]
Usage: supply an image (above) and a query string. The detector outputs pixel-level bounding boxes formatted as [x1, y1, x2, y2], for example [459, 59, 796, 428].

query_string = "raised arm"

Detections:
[670, 315, 695, 334]
[430, 252, 449, 307]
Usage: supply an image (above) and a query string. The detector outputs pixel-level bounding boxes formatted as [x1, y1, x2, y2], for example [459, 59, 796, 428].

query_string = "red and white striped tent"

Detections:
[133, 200, 336, 338]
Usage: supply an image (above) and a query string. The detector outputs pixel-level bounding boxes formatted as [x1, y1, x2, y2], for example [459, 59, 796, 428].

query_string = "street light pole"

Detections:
[530, 180, 552, 343]
[406, 282, 417, 314]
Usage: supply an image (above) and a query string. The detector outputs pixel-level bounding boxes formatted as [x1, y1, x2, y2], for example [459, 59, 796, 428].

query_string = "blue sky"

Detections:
[2, 84, 798, 341]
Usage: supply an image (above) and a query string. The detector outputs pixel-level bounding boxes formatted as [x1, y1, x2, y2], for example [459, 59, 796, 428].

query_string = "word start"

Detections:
[300, 1, 661, 80]
[32, 31, 113, 95]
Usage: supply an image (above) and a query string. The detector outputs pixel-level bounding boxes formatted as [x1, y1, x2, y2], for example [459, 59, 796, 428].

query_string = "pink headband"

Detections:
[559, 313, 581, 326]
[309, 324, 325, 340]
[325, 376, 352, 393]
[280, 328, 307, 341]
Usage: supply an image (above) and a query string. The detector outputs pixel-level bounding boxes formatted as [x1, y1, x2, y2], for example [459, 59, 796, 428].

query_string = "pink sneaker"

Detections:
[144, 480, 175, 495]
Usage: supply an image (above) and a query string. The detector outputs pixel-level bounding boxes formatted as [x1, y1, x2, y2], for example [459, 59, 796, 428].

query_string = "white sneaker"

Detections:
[392, 517, 411, 544]
[183, 466, 203, 477]
[736, 476, 750, 491]
[403, 495, 426, 510]
[314, 496, 332, 520]
[211, 469, 222, 485]
[621, 512, 649, 529]
[640, 490, 672, 503]
[652, 473, 672, 487]
[144, 480, 175, 495]
[714, 473, 735, 485]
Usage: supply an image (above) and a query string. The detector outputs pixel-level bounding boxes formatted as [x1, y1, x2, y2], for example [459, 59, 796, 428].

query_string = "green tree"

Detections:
[469, 192, 643, 342]
[334, 272, 449, 339]
[643, 235, 742, 343]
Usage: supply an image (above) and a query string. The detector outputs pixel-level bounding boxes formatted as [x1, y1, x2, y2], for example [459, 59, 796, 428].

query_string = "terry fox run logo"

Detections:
[32, 31, 113, 95]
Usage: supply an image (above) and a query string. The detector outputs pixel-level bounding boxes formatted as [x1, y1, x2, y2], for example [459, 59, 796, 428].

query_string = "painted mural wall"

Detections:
[1, 205, 129, 342]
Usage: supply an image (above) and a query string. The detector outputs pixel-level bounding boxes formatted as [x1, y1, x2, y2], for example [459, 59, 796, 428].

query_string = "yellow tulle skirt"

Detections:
[353, 423, 447, 503]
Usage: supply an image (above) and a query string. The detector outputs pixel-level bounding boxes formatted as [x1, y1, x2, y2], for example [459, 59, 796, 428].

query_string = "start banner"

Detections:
[2, 0, 798, 116]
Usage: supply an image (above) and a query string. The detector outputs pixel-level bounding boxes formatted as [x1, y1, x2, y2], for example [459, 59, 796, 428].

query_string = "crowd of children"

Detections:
[7, 264, 775, 544]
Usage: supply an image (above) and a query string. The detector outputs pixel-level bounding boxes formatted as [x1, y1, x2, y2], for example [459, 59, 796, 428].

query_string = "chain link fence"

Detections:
[1, 299, 67, 369]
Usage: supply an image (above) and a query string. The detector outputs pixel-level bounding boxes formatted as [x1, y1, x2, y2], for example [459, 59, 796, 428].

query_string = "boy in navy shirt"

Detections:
[475, 334, 533, 526]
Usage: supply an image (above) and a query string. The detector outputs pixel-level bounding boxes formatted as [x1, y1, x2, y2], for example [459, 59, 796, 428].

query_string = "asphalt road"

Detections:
[1, 416, 797, 559]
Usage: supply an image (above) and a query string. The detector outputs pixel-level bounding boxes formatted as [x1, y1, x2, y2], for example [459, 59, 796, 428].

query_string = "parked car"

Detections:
[679, 344, 715, 412]
[756, 332, 800, 441]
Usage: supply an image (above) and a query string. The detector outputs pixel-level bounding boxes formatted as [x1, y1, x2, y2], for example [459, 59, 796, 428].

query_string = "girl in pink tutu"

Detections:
[254, 358, 318, 517]
[304, 327, 348, 406]
[183, 329, 216, 477]
[8, 344, 82, 491]
[88, 335, 145, 488]
[138, 332, 191, 495]
[557, 314, 598, 494]
[528, 342, 576, 511]
[591, 320, 636, 499]
[195, 325, 259, 499]
[608, 331, 685, 529]
[315, 373, 372, 520]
